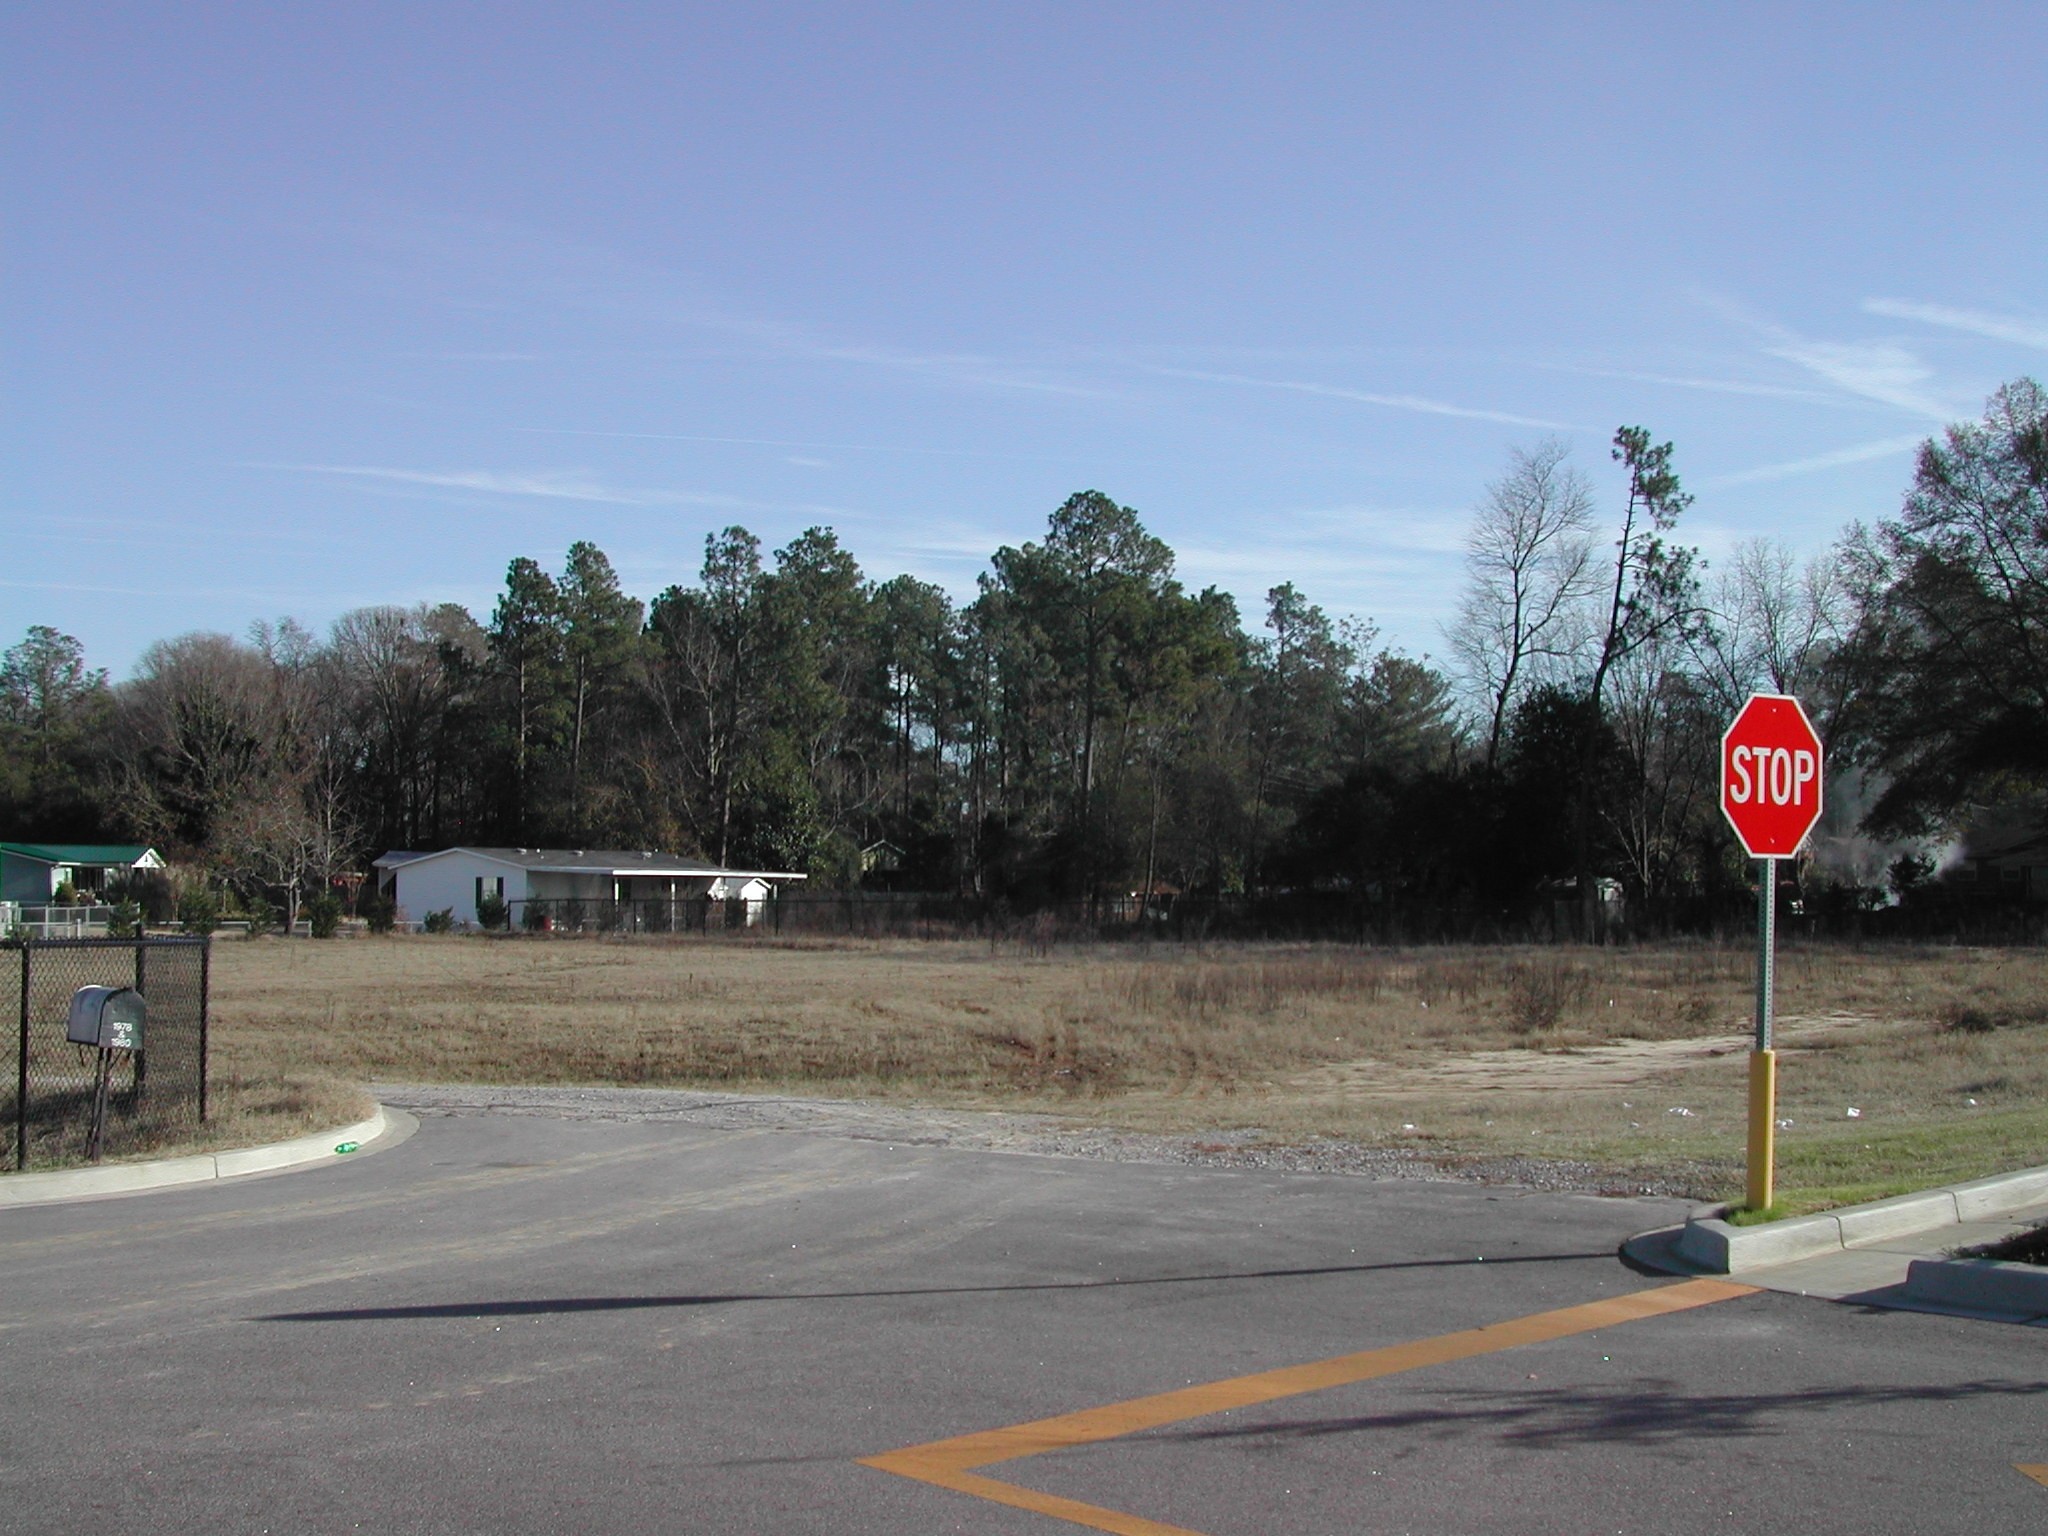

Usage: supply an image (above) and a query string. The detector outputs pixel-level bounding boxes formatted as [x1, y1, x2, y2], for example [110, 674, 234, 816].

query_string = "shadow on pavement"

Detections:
[255, 1249, 1611, 1322]
[1148, 1377, 2048, 1451]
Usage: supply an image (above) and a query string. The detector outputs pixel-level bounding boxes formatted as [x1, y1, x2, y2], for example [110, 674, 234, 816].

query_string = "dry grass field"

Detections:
[203, 931, 2048, 1211]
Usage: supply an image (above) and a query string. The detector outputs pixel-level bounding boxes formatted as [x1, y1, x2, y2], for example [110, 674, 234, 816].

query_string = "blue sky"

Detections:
[6, 3, 2045, 677]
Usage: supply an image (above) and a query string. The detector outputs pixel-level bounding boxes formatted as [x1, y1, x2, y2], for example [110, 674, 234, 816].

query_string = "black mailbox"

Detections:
[67, 986, 146, 1051]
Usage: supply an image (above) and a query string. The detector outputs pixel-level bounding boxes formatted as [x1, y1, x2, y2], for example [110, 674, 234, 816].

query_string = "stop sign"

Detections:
[1721, 693, 1824, 858]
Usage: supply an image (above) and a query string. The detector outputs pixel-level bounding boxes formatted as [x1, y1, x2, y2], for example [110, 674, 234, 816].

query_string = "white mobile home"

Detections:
[371, 847, 806, 929]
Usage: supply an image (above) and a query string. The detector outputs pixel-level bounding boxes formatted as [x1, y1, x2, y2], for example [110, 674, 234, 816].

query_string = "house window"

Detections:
[475, 875, 505, 905]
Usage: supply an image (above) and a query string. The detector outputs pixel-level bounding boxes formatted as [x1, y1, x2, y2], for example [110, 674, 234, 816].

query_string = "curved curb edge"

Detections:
[1625, 1162, 2048, 1323]
[1632, 1163, 2048, 1278]
[0, 1105, 394, 1210]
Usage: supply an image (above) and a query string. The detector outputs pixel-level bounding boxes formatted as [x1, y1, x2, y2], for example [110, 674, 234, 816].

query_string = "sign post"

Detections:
[1720, 694, 1824, 1212]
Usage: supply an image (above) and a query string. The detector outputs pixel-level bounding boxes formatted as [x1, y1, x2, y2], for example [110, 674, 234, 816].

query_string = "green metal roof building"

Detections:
[0, 843, 164, 903]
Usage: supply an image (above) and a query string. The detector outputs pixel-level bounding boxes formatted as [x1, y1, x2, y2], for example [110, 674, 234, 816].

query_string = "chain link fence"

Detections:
[4, 938, 209, 1170]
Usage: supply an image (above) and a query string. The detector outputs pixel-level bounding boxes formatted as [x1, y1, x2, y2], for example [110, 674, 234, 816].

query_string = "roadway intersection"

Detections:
[2, 1094, 2043, 1533]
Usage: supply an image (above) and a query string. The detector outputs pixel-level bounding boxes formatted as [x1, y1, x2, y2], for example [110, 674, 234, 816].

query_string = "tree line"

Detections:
[5, 379, 2043, 934]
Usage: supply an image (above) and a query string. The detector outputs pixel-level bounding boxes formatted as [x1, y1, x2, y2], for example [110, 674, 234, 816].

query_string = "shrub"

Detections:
[476, 892, 509, 930]
[106, 900, 144, 938]
[110, 870, 175, 922]
[176, 886, 221, 936]
[53, 880, 78, 905]
[305, 892, 343, 939]
[422, 907, 456, 934]
[1889, 852, 1935, 901]
[1504, 958, 1594, 1032]
[357, 892, 396, 934]
[1939, 993, 2048, 1033]
[243, 901, 276, 939]
[521, 901, 551, 932]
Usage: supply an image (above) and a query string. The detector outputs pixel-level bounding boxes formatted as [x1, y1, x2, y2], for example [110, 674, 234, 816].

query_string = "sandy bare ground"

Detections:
[1281, 1013, 1876, 1097]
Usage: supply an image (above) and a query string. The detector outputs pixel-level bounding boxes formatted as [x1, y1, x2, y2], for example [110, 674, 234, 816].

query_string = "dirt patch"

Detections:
[1281, 1013, 1876, 1097]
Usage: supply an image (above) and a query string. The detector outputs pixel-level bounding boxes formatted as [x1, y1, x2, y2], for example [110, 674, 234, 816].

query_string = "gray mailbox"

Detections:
[67, 986, 147, 1051]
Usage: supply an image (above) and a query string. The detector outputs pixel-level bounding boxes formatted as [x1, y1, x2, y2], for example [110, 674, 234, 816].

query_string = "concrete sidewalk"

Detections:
[0, 1107, 397, 1209]
[1627, 1164, 2048, 1325]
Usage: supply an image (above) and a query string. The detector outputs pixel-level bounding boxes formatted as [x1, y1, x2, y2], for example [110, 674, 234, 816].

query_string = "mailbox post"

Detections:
[67, 986, 146, 1163]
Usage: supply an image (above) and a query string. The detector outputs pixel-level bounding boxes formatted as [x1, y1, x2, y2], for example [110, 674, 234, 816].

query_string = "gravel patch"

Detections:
[375, 1081, 1718, 1199]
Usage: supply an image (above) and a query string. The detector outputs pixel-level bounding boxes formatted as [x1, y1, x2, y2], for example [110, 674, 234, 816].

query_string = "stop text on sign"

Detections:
[1720, 693, 1825, 859]
[1725, 744, 1817, 808]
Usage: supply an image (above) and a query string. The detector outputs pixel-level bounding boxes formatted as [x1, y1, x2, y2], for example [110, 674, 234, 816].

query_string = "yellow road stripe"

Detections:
[2018, 1463, 2048, 1488]
[867, 1278, 1754, 1478]
[862, 1278, 1756, 1534]
[907, 1469, 1213, 1536]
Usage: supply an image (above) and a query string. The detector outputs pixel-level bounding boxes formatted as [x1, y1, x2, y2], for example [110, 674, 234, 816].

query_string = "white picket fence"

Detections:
[1, 903, 118, 938]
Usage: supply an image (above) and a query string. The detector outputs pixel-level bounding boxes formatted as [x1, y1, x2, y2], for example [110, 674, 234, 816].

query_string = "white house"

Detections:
[371, 847, 807, 929]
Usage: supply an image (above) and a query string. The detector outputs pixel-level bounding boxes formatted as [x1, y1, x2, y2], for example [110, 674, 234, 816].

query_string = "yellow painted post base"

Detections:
[1746, 1049, 1777, 1212]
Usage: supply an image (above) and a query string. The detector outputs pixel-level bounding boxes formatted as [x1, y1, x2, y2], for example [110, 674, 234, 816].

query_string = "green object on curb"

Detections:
[334, 1141, 360, 1155]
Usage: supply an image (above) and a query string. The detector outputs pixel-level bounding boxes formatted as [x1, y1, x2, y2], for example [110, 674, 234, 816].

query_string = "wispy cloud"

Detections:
[514, 426, 1060, 461]
[282, 464, 661, 504]
[15, 516, 361, 550]
[1863, 298, 2048, 351]
[398, 350, 549, 362]
[810, 342, 1122, 400]
[1703, 433, 1926, 488]
[1176, 542, 1451, 581]
[868, 519, 1030, 561]
[359, 214, 1124, 403]
[1544, 364, 1843, 404]
[1155, 367, 1574, 429]
[0, 576, 348, 603]
[1284, 501, 1472, 555]
[1694, 290, 1966, 421]
[1762, 339, 1957, 421]
[1169, 499, 1469, 636]
[251, 462, 853, 519]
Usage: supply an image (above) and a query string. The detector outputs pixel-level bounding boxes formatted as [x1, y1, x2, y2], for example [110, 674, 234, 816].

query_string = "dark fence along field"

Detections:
[498, 889, 2048, 946]
[507, 892, 1268, 941]
[5, 938, 209, 1170]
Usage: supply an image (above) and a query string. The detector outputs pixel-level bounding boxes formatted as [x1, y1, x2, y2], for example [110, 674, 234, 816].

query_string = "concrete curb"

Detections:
[1673, 1162, 2048, 1275]
[0, 1107, 390, 1210]
[1904, 1257, 2048, 1320]
[1675, 1209, 1840, 1271]
[1671, 1163, 2048, 1277]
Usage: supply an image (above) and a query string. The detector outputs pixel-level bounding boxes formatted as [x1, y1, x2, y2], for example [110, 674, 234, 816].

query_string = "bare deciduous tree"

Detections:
[114, 632, 279, 853]
[1692, 538, 1849, 715]
[1448, 439, 1598, 770]
[1603, 633, 1719, 909]
[213, 776, 328, 931]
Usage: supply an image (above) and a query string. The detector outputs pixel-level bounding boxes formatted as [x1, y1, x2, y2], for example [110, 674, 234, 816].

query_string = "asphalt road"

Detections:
[2, 1094, 2044, 1534]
